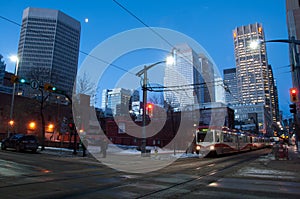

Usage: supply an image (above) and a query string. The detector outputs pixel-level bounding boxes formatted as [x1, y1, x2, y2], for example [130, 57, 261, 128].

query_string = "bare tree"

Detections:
[76, 72, 94, 95]
[75, 72, 101, 105]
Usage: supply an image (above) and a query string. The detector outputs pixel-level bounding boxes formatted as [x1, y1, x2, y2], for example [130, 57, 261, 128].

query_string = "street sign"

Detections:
[60, 123, 68, 135]
[60, 117, 68, 134]
[30, 80, 39, 89]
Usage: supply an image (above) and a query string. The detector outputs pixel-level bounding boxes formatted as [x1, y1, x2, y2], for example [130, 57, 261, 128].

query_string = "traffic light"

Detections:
[290, 88, 298, 103]
[44, 83, 57, 92]
[68, 123, 75, 131]
[10, 75, 26, 84]
[290, 103, 297, 114]
[146, 103, 153, 117]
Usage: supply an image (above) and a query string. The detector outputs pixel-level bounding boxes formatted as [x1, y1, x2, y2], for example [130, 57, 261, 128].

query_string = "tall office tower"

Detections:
[164, 44, 203, 109]
[101, 88, 132, 116]
[274, 81, 279, 121]
[223, 68, 238, 104]
[0, 55, 13, 94]
[131, 89, 140, 102]
[17, 7, 81, 97]
[101, 89, 111, 109]
[214, 77, 226, 103]
[199, 53, 215, 103]
[130, 89, 140, 114]
[233, 23, 273, 134]
[0, 55, 5, 85]
[268, 65, 280, 123]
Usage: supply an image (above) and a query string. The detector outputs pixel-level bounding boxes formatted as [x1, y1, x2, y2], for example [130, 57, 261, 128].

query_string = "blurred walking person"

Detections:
[100, 137, 108, 158]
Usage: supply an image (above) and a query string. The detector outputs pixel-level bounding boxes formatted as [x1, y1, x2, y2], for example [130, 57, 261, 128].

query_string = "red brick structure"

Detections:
[0, 92, 73, 143]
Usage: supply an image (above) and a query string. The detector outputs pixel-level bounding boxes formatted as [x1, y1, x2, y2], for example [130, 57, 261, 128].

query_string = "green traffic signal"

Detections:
[19, 78, 26, 84]
[44, 83, 56, 92]
[10, 75, 27, 84]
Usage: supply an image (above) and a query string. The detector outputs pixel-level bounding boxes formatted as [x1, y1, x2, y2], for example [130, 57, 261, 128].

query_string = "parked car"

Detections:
[1, 134, 39, 153]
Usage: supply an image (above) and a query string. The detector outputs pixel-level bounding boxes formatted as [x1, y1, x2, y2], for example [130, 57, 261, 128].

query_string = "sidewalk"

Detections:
[233, 145, 300, 182]
[39, 146, 90, 157]
[267, 145, 300, 174]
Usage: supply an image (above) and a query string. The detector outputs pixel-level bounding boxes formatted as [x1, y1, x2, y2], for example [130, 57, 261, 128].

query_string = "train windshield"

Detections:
[196, 130, 214, 142]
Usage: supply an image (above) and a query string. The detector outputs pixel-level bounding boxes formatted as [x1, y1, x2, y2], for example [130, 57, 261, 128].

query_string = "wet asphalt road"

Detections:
[1, 148, 300, 199]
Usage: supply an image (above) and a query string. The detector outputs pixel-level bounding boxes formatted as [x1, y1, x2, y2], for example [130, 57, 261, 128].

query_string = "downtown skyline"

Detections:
[0, 0, 291, 116]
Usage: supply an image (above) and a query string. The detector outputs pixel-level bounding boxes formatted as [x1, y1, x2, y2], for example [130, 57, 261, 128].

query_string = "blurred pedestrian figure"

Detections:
[100, 137, 108, 158]
[81, 137, 88, 157]
[154, 146, 158, 157]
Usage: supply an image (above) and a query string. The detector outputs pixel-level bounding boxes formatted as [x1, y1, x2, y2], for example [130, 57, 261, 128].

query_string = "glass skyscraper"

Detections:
[233, 23, 274, 134]
[17, 7, 81, 97]
[164, 44, 215, 110]
[102, 88, 132, 116]
[224, 68, 238, 105]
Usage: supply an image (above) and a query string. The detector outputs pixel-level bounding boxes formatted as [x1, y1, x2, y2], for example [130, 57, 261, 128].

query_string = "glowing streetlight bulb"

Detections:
[9, 120, 14, 126]
[48, 124, 54, 129]
[9, 55, 19, 63]
[29, 122, 36, 130]
[166, 55, 175, 65]
[249, 40, 261, 50]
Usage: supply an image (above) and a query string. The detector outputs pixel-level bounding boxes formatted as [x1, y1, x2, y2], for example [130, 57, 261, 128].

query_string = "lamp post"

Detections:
[135, 56, 175, 155]
[251, 37, 300, 149]
[8, 55, 19, 137]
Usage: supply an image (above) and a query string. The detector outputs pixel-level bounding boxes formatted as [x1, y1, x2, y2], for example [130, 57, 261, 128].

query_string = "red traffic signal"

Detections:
[146, 103, 154, 117]
[147, 103, 153, 110]
[290, 88, 298, 103]
[68, 123, 75, 130]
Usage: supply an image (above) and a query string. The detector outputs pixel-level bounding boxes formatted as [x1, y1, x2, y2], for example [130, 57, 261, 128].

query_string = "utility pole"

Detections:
[141, 65, 147, 155]
[136, 61, 167, 156]
[290, 36, 300, 150]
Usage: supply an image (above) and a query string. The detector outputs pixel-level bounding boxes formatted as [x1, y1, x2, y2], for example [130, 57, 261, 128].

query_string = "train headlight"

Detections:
[210, 145, 215, 150]
[196, 145, 201, 150]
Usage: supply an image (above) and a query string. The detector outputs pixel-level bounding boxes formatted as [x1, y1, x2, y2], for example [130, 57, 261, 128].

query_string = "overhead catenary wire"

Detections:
[0, 15, 138, 77]
[1, 13, 214, 95]
[112, 0, 234, 108]
[112, 0, 175, 50]
[1, 11, 226, 96]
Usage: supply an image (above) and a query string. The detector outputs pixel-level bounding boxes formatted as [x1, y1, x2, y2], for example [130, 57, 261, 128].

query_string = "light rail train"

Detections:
[194, 126, 270, 157]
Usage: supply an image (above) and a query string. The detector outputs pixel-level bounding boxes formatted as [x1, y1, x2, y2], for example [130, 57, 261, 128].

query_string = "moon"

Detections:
[84, 18, 89, 23]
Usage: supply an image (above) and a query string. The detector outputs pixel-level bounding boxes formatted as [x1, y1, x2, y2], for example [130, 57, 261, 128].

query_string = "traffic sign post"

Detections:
[30, 80, 39, 89]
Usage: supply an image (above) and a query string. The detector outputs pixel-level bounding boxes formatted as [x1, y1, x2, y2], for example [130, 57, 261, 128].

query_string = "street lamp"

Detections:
[250, 37, 300, 72]
[9, 120, 14, 126]
[135, 55, 175, 155]
[28, 121, 36, 130]
[8, 55, 19, 137]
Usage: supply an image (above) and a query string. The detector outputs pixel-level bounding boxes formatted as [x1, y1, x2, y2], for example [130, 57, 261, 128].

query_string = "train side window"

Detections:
[224, 133, 232, 142]
[232, 135, 236, 143]
[223, 134, 228, 142]
[215, 131, 220, 142]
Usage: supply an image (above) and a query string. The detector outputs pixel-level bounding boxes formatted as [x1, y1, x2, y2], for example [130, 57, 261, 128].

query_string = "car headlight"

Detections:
[210, 145, 215, 150]
[196, 145, 201, 150]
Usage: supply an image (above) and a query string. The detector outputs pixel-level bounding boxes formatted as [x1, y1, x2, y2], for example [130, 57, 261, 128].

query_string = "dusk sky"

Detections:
[0, 0, 292, 117]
